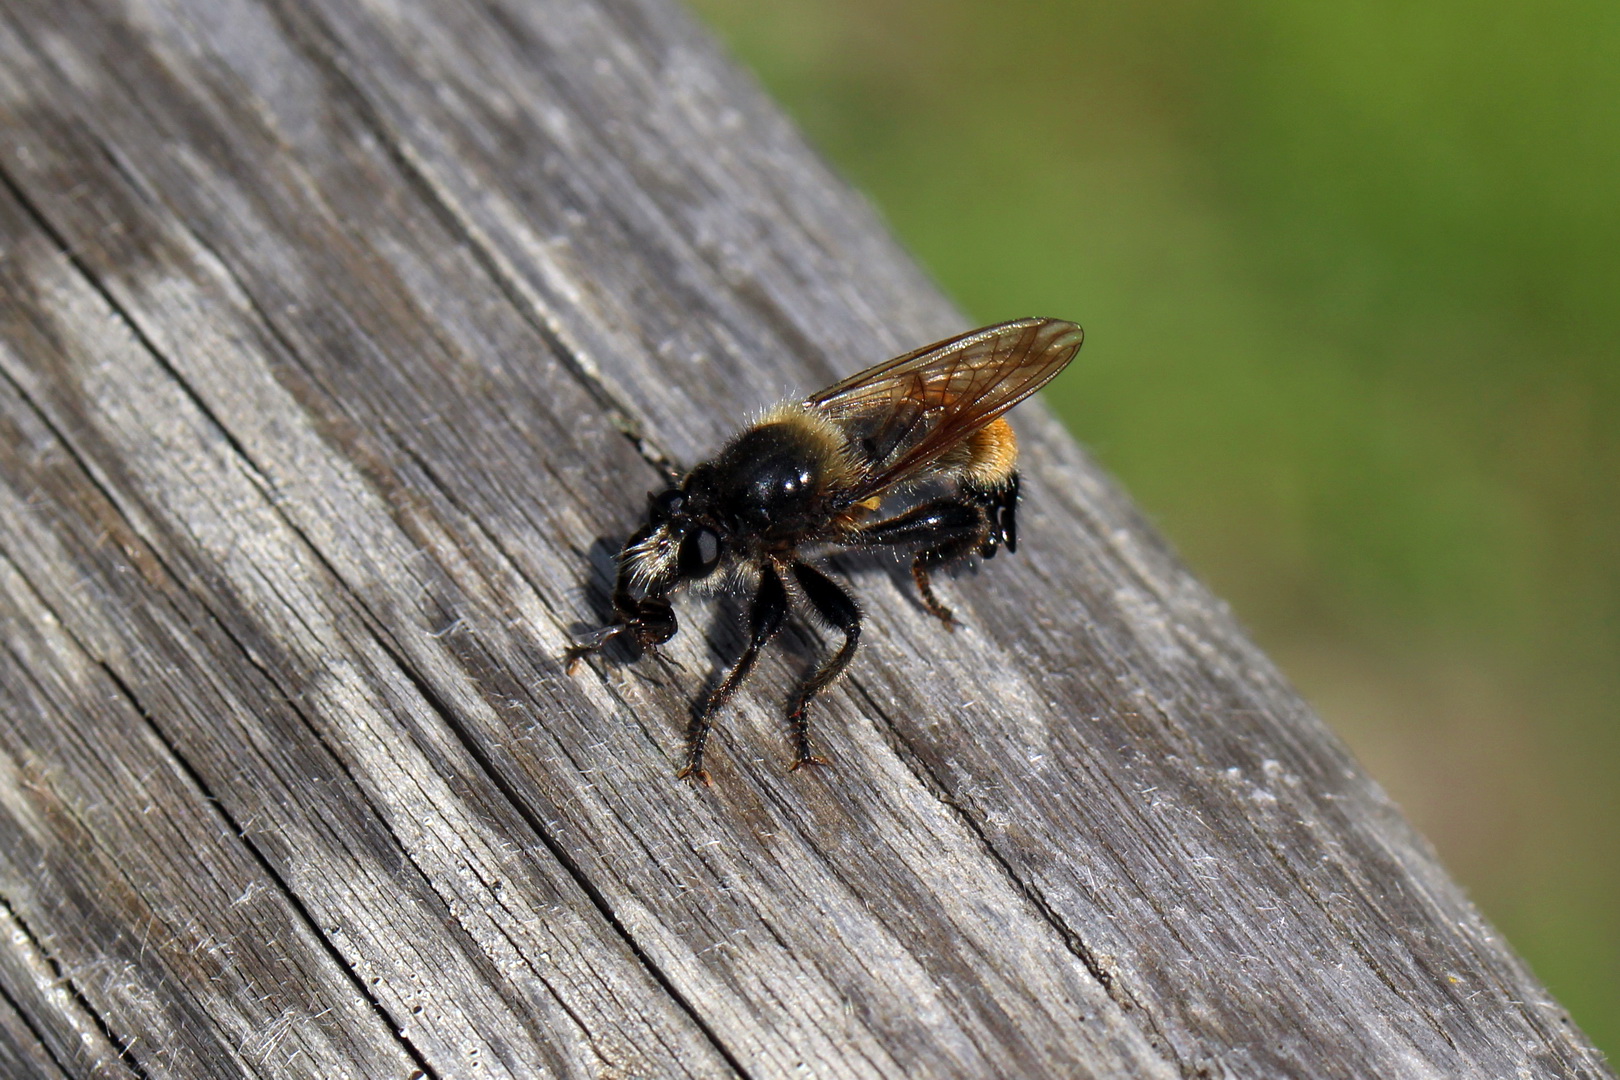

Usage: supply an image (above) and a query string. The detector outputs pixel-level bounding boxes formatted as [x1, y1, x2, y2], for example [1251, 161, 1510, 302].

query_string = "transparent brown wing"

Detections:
[807, 317, 1082, 500]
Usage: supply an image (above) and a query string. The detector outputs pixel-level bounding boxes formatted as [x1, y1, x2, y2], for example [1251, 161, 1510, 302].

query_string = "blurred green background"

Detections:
[691, 0, 1618, 1054]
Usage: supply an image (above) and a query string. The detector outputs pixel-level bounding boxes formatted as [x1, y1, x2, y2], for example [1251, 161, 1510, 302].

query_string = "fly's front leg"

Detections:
[851, 499, 991, 627]
[785, 563, 862, 771]
[678, 563, 788, 784]
[564, 597, 677, 673]
[565, 522, 680, 672]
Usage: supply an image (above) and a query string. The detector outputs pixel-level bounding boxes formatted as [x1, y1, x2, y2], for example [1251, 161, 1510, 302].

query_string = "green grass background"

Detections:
[691, 0, 1619, 1053]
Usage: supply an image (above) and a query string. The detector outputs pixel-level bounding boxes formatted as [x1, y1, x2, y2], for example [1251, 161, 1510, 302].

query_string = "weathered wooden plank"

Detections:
[0, 36, 741, 1080]
[0, 525, 419, 1079]
[0, 0, 1609, 1078]
[0, 4, 1179, 1075]
[0, 4, 1166, 1075]
[0, 217, 743, 1080]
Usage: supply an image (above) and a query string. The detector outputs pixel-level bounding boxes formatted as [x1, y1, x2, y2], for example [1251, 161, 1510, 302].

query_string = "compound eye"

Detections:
[679, 527, 722, 578]
[649, 489, 685, 522]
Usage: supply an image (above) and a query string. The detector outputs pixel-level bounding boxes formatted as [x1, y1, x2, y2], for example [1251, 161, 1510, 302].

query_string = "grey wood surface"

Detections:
[0, 0, 1608, 1077]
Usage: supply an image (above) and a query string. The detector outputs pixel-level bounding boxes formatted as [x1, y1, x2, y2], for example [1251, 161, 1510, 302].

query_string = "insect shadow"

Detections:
[574, 530, 838, 690]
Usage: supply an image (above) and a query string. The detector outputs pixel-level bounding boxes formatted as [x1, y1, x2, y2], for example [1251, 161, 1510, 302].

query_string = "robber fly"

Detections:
[566, 317, 1083, 783]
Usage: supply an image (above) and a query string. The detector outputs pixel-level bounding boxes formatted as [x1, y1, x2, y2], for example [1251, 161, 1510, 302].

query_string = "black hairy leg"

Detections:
[911, 536, 986, 627]
[786, 563, 862, 770]
[678, 562, 788, 784]
[852, 498, 992, 627]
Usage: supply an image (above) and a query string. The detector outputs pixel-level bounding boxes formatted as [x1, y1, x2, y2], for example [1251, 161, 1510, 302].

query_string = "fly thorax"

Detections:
[713, 420, 832, 538]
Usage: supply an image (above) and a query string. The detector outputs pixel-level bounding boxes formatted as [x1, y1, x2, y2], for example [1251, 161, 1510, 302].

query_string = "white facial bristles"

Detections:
[622, 524, 678, 590]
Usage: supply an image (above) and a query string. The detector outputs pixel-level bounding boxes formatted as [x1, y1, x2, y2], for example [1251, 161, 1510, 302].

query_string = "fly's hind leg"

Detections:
[786, 563, 862, 771]
[852, 499, 991, 628]
[911, 533, 986, 627]
[927, 473, 1022, 619]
